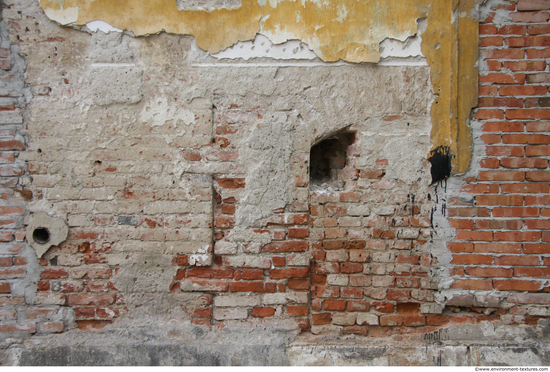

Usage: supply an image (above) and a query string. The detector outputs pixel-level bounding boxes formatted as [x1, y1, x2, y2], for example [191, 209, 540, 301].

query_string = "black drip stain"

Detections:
[428, 146, 452, 184]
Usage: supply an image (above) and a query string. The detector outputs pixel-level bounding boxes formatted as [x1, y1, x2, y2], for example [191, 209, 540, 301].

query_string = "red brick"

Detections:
[215, 216, 234, 228]
[526, 73, 550, 84]
[506, 110, 550, 120]
[311, 313, 331, 325]
[387, 289, 410, 301]
[483, 122, 524, 132]
[261, 241, 308, 252]
[479, 97, 523, 108]
[0, 267, 25, 279]
[500, 86, 548, 97]
[503, 61, 546, 72]
[0, 282, 10, 293]
[517, 0, 550, 11]
[527, 48, 550, 58]
[526, 171, 550, 182]
[288, 227, 309, 238]
[465, 267, 513, 278]
[346, 301, 370, 312]
[0, 323, 36, 334]
[340, 262, 363, 274]
[480, 73, 525, 84]
[68, 294, 115, 306]
[480, 134, 501, 144]
[456, 231, 493, 241]
[340, 287, 363, 298]
[230, 282, 276, 293]
[495, 255, 541, 266]
[486, 146, 524, 157]
[0, 140, 24, 151]
[372, 302, 395, 313]
[216, 178, 245, 188]
[480, 36, 503, 47]
[271, 256, 285, 266]
[485, 49, 525, 59]
[475, 220, 523, 230]
[474, 243, 521, 253]
[501, 158, 548, 169]
[526, 146, 550, 156]
[451, 255, 493, 265]
[269, 267, 309, 279]
[447, 242, 473, 253]
[497, 25, 528, 35]
[324, 300, 347, 311]
[479, 86, 498, 97]
[186, 267, 233, 279]
[511, 12, 550, 23]
[241, 269, 263, 280]
[523, 244, 550, 254]
[451, 279, 493, 290]
[501, 183, 549, 193]
[525, 220, 550, 229]
[344, 326, 368, 336]
[529, 23, 550, 35]
[493, 207, 539, 217]
[287, 305, 309, 316]
[476, 195, 523, 206]
[252, 307, 275, 318]
[322, 240, 345, 250]
[480, 171, 526, 181]
[514, 267, 550, 277]
[403, 315, 426, 327]
[380, 314, 403, 326]
[494, 231, 541, 242]
[475, 109, 504, 120]
[494, 279, 542, 291]
[311, 274, 327, 285]
[427, 315, 449, 326]
[288, 279, 309, 290]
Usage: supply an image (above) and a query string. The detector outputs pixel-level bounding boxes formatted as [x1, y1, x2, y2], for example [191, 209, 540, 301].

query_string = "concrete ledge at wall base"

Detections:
[2, 322, 549, 366]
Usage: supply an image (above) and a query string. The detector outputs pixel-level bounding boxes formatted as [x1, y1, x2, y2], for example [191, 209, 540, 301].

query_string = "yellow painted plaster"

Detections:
[39, 0, 479, 175]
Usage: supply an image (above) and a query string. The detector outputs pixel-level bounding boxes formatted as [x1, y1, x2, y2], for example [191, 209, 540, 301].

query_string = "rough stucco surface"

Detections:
[0, 0, 549, 366]
[38, 0, 479, 169]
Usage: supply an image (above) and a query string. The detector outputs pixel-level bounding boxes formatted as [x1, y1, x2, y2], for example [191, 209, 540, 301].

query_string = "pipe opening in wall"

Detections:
[33, 227, 51, 244]
[310, 130, 355, 192]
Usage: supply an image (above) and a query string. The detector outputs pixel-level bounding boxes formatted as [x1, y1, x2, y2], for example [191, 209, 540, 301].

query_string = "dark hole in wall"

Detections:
[428, 146, 452, 184]
[310, 130, 355, 191]
[33, 227, 51, 244]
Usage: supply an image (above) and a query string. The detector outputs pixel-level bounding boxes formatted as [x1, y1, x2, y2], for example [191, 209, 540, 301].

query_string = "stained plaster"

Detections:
[38, 0, 480, 175]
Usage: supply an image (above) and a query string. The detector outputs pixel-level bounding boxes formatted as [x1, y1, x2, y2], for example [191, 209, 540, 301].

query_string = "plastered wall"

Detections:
[0, 0, 549, 366]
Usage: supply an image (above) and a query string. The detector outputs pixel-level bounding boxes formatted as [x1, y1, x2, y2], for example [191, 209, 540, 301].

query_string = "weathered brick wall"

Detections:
[446, 0, 550, 324]
[0, 0, 549, 362]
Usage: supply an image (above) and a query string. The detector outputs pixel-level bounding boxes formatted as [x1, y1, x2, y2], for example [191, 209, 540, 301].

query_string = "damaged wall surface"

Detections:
[0, 0, 549, 366]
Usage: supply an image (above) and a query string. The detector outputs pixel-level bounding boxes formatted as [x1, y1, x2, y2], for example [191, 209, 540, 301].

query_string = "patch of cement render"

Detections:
[234, 112, 294, 229]
[476, 0, 513, 27]
[90, 31, 134, 64]
[432, 118, 493, 304]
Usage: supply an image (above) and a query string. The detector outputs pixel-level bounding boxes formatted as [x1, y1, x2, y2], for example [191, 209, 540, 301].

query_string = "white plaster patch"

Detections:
[140, 97, 195, 129]
[86, 20, 123, 33]
[43, 6, 79, 25]
[176, 0, 242, 11]
[379, 18, 426, 60]
[212, 34, 318, 61]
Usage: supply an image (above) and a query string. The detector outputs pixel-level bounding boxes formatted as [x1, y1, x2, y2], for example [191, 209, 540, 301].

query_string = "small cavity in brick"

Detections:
[309, 130, 355, 192]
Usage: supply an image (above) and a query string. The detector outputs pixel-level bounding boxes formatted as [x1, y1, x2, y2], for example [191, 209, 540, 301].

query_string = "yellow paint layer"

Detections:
[39, 0, 479, 175]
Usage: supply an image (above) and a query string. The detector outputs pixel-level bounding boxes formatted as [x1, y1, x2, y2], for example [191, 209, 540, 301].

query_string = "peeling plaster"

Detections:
[38, 0, 481, 176]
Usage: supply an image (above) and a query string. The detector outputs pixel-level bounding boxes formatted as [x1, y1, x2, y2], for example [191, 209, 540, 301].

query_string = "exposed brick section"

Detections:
[446, 0, 550, 326]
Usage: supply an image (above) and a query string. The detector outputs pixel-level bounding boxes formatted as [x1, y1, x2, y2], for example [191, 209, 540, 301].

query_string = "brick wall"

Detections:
[447, 0, 550, 324]
[0, 0, 549, 343]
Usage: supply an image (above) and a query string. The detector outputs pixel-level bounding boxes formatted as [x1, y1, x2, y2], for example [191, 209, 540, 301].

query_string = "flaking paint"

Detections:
[39, 0, 479, 175]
